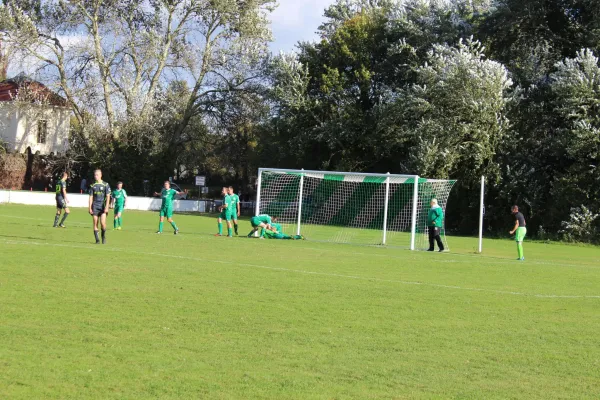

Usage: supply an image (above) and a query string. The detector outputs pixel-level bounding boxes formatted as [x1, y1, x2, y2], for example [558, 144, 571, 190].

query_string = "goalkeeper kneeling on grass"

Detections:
[265, 218, 304, 240]
[247, 215, 304, 239]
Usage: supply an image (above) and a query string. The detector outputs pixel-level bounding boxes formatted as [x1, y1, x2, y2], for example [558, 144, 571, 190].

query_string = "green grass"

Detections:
[0, 203, 599, 399]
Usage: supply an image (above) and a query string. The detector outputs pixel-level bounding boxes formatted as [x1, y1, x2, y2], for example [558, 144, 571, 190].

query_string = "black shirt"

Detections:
[514, 212, 526, 227]
[55, 179, 67, 199]
[89, 181, 111, 208]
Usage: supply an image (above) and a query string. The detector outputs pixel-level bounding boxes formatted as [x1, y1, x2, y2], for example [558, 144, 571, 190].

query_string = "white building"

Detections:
[0, 75, 70, 155]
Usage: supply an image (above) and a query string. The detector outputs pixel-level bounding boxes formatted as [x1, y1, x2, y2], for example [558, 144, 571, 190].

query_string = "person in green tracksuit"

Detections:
[247, 214, 273, 238]
[228, 186, 240, 235]
[264, 220, 304, 240]
[216, 187, 233, 237]
[111, 181, 127, 230]
[509, 205, 527, 261]
[427, 199, 445, 252]
[264, 230, 304, 240]
[154, 181, 186, 234]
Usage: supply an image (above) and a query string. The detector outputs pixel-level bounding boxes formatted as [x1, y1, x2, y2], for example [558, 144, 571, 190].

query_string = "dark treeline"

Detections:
[2, 0, 599, 241]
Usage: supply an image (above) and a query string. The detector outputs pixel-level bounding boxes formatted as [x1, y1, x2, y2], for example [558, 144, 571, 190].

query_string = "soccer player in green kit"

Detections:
[110, 181, 127, 230]
[228, 186, 240, 235]
[509, 205, 527, 261]
[264, 218, 304, 240]
[216, 187, 233, 237]
[154, 181, 186, 234]
[247, 214, 273, 238]
[88, 169, 111, 244]
[53, 171, 70, 228]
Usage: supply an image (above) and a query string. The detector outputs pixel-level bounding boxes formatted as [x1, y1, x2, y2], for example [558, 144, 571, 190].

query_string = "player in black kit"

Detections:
[88, 169, 111, 244]
[53, 171, 70, 228]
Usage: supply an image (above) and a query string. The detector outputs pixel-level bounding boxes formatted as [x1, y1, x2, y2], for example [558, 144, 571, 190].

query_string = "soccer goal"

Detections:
[255, 168, 456, 250]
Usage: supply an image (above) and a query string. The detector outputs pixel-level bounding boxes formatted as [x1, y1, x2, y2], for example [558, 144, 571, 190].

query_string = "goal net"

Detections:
[255, 168, 456, 250]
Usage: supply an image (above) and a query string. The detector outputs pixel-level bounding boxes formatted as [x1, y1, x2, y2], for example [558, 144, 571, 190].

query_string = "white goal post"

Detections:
[254, 168, 456, 250]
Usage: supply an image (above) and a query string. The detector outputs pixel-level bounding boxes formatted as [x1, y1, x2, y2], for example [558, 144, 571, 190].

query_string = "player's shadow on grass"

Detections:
[0, 232, 97, 245]
[0, 233, 47, 241]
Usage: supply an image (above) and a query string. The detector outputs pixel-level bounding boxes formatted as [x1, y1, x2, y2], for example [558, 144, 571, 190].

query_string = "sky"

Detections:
[268, 0, 335, 54]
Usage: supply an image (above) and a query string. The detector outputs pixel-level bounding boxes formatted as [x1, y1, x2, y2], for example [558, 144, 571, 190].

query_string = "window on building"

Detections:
[37, 120, 47, 144]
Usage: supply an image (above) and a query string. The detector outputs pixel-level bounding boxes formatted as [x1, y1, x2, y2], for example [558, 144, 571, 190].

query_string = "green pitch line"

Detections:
[0, 204, 599, 399]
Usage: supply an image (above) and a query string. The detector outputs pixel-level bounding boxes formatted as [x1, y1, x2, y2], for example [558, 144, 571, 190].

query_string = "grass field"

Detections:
[1, 203, 599, 399]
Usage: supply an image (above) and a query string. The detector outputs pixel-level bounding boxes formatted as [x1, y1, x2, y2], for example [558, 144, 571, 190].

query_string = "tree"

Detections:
[477, 0, 600, 85]
[381, 38, 513, 182]
[0, 0, 275, 140]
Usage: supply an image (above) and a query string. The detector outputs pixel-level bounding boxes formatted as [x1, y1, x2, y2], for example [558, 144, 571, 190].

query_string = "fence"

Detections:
[0, 190, 256, 215]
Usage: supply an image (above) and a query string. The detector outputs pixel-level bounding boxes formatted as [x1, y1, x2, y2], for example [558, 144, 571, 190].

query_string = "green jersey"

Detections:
[229, 193, 240, 215]
[112, 188, 127, 207]
[223, 194, 233, 212]
[255, 214, 272, 225]
[428, 205, 444, 227]
[271, 222, 282, 233]
[161, 188, 178, 208]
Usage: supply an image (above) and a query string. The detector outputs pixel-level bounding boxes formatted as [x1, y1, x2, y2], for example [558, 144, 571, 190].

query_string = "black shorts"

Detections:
[428, 227, 441, 237]
[91, 206, 106, 217]
[56, 197, 67, 209]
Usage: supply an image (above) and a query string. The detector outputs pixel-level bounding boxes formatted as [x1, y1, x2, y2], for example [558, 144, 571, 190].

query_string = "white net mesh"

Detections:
[256, 170, 456, 249]
[415, 179, 456, 251]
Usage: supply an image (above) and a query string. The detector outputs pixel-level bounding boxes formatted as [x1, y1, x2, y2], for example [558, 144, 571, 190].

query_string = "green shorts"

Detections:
[515, 227, 527, 242]
[114, 205, 124, 214]
[219, 210, 231, 221]
[228, 211, 238, 221]
[160, 207, 173, 218]
[250, 217, 260, 227]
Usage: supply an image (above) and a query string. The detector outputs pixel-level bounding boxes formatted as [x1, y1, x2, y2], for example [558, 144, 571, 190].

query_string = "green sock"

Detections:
[234, 224, 238, 234]
[158, 222, 163, 233]
[218, 222, 223, 235]
[118, 217, 122, 227]
[53, 214, 60, 226]
[247, 230, 255, 237]
[114, 218, 118, 229]
[170, 221, 178, 231]
[227, 228, 232, 237]
[517, 242, 524, 259]
[260, 228, 265, 238]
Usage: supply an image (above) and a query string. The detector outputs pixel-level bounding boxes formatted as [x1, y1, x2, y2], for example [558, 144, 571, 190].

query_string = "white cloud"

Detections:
[269, 0, 335, 53]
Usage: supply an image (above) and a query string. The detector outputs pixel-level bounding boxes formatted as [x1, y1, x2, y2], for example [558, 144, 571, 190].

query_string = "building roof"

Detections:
[0, 73, 68, 107]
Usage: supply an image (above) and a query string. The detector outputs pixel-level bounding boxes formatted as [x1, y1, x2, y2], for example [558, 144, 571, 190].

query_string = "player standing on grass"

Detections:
[111, 181, 127, 230]
[427, 199, 445, 252]
[216, 187, 233, 237]
[88, 169, 111, 244]
[53, 171, 70, 228]
[228, 186, 240, 235]
[509, 205, 527, 261]
[247, 214, 272, 238]
[154, 181, 186, 234]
